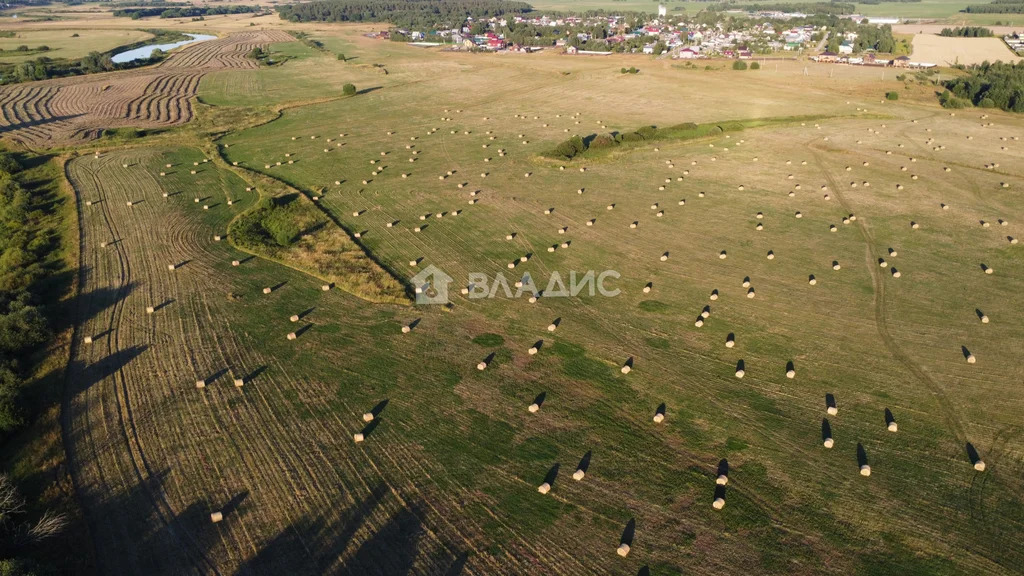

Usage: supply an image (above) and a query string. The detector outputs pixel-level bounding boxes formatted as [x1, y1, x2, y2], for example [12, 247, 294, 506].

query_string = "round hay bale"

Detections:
[830, 225, 837, 232]
[653, 413, 664, 423]
[537, 482, 550, 494]
[660, 253, 669, 262]
[695, 318, 704, 328]
[353, 433, 364, 443]
[860, 465, 871, 477]
[263, 287, 272, 294]
[621, 365, 631, 375]
[891, 269, 901, 278]
[617, 544, 631, 557]
[827, 406, 838, 416]
[742, 278, 751, 288]
[719, 251, 727, 260]
[735, 369, 745, 379]
[966, 353, 976, 364]
[983, 265, 993, 275]
[710, 289, 719, 301]
[679, 200, 686, 205]
[824, 437, 834, 449]
[528, 402, 540, 412]
[573, 469, 585, 481]
[126, 201, 133, 207]
[713, 497, 725, 510]
[410, 260, 419, 267]
[477, 361, 487, 371]
[974, 461, 986, 472]
[167, 264, 176, 271]
[211, 512, 223, 523]
[699, 192, 705, 198]
[630, 222, 637, 229]
[725, 334, 734, 348]
[888, 422, 898, 433]
[232, 260, 240, 267]
[747, 288, 756, 298]
[287, 332, 297, 340]
[146, 306, 155, 314]
[717, 474, 728, 486]
[84, 336, 93, 344]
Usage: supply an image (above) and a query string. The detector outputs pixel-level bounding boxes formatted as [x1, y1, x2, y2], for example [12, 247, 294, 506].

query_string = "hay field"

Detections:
[0, 7, 1006, 573]
[52, 27, 1024, 575]
[0, 28, 152, 62]
[0, 29, 292, 146]
[911, 34, 1022, 65]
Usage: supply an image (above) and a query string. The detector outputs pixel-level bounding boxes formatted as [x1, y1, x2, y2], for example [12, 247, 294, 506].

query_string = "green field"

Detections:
[0, 28, 151, 62]
[1, 15, 1023, 576]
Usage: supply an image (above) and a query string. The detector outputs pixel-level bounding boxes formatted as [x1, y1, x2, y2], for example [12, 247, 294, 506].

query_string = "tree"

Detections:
[343, 83, 357, 96]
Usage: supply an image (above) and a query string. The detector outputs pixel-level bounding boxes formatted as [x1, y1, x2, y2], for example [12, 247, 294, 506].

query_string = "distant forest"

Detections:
[943, 61, 1024, 112]
[277, 0, 534, 28]
[963, 0, 1024, 12]
[113, 4, 260, 19]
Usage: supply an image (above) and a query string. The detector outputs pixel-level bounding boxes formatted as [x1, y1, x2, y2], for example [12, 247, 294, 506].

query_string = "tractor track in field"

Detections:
[807, 139, 967, 446]
[65, 156, 220, 575]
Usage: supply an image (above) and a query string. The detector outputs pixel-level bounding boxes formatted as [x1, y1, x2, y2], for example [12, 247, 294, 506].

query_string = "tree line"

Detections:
[940, 26, 994, 36]
[963, 0, 1024, 12]
[277, 0, 533, 29]
[113, 4, 259, 19]
[942, 61, 1024, 112]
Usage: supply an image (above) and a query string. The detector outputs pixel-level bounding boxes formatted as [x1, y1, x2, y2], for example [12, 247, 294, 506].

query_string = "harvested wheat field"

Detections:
[0, 30, 292, 146]
[910, 34, 1023, 66]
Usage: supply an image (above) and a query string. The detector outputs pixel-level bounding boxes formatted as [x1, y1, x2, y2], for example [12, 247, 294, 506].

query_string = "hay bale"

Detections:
[263, 287, 272, 294]
[195, 379, 205, 389]
[974, 460, 986, 472]
[643, 283, 652, 294]
[653, 412, 664, 424]
[660, 252, 669, 261]
[719, 251, 727, 260]
[477, 360, 488, 371]
[725, 334, 735, 348]
[735, 360, 745, 379]
[573, 469, 585, 481]
[146, 306, 155, 314]
[830, 225, 837, 232]
[824, 437, 834, 449]
[537, 482, 550, 494]
[84, 336, 93, 344]
[528, 402, 540, 412]
[617, 544, 630, 557]
[710, 289, 719, 301]
[232, 260, 240, 267]
[742, 278, 751, 288]
[860, 465, 871, 477]
[353, 433, 364, 443]
[982, 264, 993, 275]
[287, 332, 297, 340]
[126, 201, 133, 207]
[891, 268, 901, 278]
[211, 511, 223, 523]
[713, 497, 725, 510]
[695, 318, 704, 328]
[234, 378, 244, 387]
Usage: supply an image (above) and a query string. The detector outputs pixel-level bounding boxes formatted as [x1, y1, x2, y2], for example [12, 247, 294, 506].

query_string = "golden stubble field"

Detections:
[910, 33, 1022, 65]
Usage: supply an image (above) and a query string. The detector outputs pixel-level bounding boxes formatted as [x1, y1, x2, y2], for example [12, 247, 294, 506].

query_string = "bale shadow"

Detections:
[966, 442, 982, 466]
[577, 451, 592, 474]
[360, 418, 380, 438]
[717, 459, 729, 477]
[153, 298, 176, 312]
[205, 367, 229, 384]
[370, 399, 389, 417]
[543, 463, 560, 486]
[620, 518, 636, 546]
[245, 365, 267, 382]
[220, 490, 249, 518]
[857, 443, 868, 467]
[533, 391, 546, 408]
[655, 402, 666, 418]
[295, 324, 314, 338]
[822, 418, 832, 442]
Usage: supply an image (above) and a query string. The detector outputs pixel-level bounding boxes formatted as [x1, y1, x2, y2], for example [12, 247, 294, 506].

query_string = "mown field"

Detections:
[0, 28, 152, 63]
[3, 17, 1023, 576]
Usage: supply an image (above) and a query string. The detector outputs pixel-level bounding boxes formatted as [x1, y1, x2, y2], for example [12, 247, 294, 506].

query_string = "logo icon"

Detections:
[410, 264, 453, 305]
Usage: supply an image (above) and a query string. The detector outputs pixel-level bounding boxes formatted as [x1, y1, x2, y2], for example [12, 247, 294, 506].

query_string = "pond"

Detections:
[111, 33, 216, 64]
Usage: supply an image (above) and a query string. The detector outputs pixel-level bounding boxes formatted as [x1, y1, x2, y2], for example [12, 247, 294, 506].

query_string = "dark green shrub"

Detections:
[732, 60, 748, 70]
[343, 83, 356, 96]
[750, 61, 760, 70]
[589, 133, 615, 149]
[635, 125, 657, 140]
[885, 91, 899, 100]
[979, 97, 995, 108]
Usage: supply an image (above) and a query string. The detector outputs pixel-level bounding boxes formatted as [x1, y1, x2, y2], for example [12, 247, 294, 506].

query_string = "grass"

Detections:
[3, 15, 1024, 576]
[0, 28, 151, 62]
